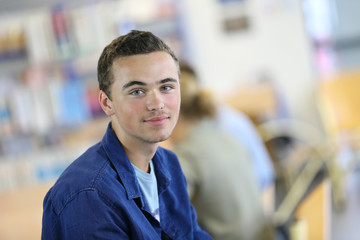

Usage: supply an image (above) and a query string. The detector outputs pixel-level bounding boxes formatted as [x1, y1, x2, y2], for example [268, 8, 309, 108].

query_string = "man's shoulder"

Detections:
[157, 145, 177, 158]
[155, 146, 184, 177]
[44, 142, 117, 215]
[156, 146, 180, 167]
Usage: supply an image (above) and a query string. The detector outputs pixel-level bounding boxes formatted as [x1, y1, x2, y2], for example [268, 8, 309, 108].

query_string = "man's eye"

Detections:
[130, 89, 144, 96]
[161, 85, 173, 91]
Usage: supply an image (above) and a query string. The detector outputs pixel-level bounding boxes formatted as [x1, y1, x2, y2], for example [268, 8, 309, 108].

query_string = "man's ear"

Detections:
[99, 90, 115, 116]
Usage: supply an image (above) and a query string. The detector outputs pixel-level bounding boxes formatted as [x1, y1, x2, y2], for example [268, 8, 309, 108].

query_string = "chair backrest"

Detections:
[318, 70, 360, 136]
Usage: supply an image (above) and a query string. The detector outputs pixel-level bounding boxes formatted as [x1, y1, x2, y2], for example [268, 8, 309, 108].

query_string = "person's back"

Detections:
[171, 62, 274, 240]
[216, 104, 275, 190]
[174, 118, 273, 240]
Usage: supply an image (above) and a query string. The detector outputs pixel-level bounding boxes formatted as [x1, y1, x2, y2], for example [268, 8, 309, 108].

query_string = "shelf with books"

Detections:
[0, 0, 184, 191]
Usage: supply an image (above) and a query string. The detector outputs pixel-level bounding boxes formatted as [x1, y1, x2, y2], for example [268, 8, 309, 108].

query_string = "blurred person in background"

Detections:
[170, 62, 275, 240]
[41, 30, 212, 240]
[180, 63, 275, 193]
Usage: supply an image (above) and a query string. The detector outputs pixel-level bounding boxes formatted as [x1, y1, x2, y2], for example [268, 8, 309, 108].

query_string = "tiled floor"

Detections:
[331, 169, 360, 240]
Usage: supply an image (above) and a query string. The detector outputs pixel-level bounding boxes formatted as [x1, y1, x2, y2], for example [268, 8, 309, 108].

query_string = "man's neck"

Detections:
[122, 142, 158, 173]
[110, 120, 159, 173]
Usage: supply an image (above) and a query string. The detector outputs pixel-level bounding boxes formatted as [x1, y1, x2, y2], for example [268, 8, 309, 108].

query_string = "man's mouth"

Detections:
[144, 115, 169, 126]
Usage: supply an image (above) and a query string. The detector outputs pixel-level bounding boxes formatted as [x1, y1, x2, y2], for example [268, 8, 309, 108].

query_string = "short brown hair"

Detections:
[97, 30, 179, 99]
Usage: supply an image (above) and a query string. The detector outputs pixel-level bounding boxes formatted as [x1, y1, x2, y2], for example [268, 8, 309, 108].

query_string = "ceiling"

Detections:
[0, 0, 97, 15]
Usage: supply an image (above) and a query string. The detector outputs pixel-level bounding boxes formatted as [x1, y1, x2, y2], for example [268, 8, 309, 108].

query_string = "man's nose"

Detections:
[146, 90, 164, 111]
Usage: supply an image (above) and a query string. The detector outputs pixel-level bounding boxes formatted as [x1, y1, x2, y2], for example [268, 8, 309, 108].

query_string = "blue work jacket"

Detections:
[42, 122, 211, 240]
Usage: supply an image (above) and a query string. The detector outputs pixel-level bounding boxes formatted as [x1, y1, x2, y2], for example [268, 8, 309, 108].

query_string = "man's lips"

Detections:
[144, 115, 169, 126]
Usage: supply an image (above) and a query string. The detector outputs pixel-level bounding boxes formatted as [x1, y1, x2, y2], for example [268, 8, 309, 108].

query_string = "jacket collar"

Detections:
[101, 122, 171, 201]
[152, 150, 171, 194]
[101, 122, 142, 200]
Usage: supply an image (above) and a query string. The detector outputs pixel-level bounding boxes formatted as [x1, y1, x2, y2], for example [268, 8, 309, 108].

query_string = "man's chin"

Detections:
[145, 134, 171, 144]
[148, 137, 170, 144]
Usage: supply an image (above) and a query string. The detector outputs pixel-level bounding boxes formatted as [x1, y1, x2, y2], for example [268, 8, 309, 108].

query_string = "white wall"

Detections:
[182, 0, 320, 125]
[0, 0, 321, 125]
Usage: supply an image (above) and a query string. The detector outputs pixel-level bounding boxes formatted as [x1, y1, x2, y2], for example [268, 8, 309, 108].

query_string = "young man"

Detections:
[42, 30, 212, 240]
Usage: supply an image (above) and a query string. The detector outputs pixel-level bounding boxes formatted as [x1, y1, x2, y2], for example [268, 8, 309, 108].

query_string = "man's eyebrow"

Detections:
[122, 78, 178, 90]
[122, 81, 146, 90]
[160, 78, 178, 84]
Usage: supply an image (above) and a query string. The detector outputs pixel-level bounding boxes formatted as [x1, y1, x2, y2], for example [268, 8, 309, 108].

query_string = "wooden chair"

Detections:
[257, 118, 332, 240]
[317, 69, 360, 209]
[225, 81, 335, 239]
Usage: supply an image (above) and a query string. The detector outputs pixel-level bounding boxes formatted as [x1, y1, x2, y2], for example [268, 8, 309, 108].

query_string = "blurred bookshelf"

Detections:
[0, 0, 184, 193]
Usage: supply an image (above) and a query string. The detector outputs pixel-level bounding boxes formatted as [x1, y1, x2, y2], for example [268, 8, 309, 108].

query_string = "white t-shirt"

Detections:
[132, 160, 160, 221]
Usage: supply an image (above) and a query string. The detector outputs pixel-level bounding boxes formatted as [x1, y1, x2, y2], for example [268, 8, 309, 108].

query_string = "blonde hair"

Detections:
[180, 65, 217, 119]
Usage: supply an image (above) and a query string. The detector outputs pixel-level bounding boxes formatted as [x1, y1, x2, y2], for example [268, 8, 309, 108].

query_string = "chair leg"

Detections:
[328, 156, 346, 210]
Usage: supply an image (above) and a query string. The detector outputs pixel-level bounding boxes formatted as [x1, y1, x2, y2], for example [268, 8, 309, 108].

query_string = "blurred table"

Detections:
[293, 179, 331, 240]
[0, 183, 53, 240]
[225, 82, 277, 124]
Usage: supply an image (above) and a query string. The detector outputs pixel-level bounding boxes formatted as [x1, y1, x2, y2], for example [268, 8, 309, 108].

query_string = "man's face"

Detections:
[107, 51, 180, 145]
